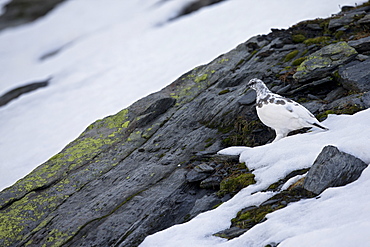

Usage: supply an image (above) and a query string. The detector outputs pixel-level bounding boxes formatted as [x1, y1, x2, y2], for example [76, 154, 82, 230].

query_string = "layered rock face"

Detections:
[1, 2, 370, 247]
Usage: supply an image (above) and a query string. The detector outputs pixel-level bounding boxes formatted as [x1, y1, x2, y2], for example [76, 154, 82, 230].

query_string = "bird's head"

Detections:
[247, 78, 264, 91]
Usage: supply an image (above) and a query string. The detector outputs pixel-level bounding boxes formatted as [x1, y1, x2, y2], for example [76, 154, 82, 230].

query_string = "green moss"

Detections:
[316, 104, 364, 121]
[221, 119, 266, 147]
[303, 36, 331, 46]
[217, 173, 256, 197]
[292, 34, 306, 43]
[236, 59, 245, 67]
[218, 89, 230, 95]
[292, 57, 306, 66]
[301, 49, 309, 56]
[335, 30, 345, 40]
[284, 50, 299, 62]
[231, 204, 274, 229]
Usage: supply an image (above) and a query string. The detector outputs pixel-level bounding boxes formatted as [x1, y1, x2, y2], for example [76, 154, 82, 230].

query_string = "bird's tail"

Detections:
[312, 122, 329, 130]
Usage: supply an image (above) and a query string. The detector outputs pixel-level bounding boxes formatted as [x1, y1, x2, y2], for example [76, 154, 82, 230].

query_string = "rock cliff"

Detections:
[1, 2, 370, 246]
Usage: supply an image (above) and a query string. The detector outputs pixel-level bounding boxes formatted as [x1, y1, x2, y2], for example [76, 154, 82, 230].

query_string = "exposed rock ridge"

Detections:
[1, 2, 370, 246]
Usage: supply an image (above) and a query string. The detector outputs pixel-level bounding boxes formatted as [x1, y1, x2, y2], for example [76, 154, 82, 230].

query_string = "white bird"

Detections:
[247, 78, 328, 142]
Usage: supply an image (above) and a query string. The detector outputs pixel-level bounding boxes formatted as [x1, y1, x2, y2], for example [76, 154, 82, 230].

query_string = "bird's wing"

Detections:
[271, 94, 318, 122]
[283, 99, 321, 125]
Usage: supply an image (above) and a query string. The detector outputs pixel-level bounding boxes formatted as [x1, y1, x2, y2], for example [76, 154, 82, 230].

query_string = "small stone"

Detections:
[306, 23, 322, 30]
[194, 164, 214, 173]
[356, 54, 369, 61]
[214, 227, 248, 240]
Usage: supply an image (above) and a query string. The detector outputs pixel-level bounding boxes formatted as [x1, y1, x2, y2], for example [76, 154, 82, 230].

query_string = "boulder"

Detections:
[338, 59, 370, 92]
[303, 146, 368, 194]
[293, 42, 357, 82]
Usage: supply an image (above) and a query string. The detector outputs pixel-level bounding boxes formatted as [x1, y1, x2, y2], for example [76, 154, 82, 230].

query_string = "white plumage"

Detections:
[247, 78, 328, 142]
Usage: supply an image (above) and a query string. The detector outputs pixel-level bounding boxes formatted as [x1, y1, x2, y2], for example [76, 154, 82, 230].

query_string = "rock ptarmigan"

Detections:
[247, 78, 328, 142]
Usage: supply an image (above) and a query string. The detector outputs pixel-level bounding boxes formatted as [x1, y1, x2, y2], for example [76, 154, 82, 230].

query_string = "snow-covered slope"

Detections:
[141, 109, 370, 247]
[0, 0, 363, 189]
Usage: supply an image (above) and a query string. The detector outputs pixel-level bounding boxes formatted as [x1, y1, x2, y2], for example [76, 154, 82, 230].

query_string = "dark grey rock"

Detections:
[245, 35, 269, 51]
[338, 59, 370, 92]
[186, 164, 214, 182]
[0, 0, 66, 31]
[356, 54, 369, 61]
[200, 176, 222, 189]
[189, 194, 222, 216]
[194, 164, 214, 173]
[276, 84, 292, 94]
[136, 97, 176, 127]
[324, 87, 347, 102]
[329, 16, 353, 30]
[321, 91, 370, 113]
[358, 13, 370, 24]
[214, 227, 248, 240]
[186, 170, 211, 183]
[303, 146, 368, 194]
[360, 91, 370, 108]
[0, 79, 49, 107]
[238, 90, 256, 105]
[306, 23, 322, 30]
[349, 36, 370, 53]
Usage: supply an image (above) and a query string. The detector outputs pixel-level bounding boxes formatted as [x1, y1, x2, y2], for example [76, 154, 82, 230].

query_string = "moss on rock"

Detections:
[303, 36, 331, 46]
[292, 34, 306, 43]
[217, 173, 256, 197]
[284, 50, 299, 62]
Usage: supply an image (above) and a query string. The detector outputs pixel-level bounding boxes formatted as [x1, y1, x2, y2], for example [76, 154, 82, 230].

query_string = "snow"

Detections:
[0, 0, 364, 194]
[141, 109, 370, 247]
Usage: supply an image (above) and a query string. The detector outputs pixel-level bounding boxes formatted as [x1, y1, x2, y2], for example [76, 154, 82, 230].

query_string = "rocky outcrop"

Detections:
[303, 145, 368, 194]
[1, 2, 370, 247]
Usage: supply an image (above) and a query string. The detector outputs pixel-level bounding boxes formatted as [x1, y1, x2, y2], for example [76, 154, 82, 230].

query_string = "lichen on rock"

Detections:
[294, 41, 358, 82]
